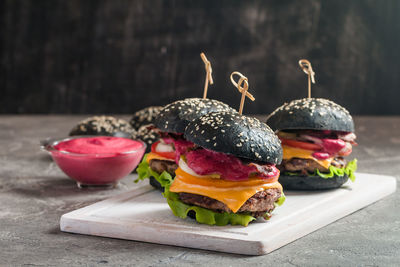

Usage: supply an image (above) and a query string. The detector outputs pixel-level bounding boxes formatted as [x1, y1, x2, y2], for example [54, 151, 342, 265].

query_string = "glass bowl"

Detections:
[42, 136, 146, 188]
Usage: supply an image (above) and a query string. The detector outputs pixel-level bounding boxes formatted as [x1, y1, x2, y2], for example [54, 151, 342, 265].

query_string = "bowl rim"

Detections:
[41, 135, 147, 157]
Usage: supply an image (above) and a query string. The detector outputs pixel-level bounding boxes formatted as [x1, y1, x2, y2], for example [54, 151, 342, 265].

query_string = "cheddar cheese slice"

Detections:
[169, 167, 282, 213]
[146, 152, 175, 164]
[282, 145, 333, 169]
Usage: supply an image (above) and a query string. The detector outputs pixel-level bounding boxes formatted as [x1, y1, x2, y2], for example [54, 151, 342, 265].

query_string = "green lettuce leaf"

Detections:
[275, 193, 286, 206]
[135, 154, 166, 183]
[135, 154, 150, 182]
[135, 153, 285, 226]
[166, 197, 255, 226]
[284, 158, 358, 182]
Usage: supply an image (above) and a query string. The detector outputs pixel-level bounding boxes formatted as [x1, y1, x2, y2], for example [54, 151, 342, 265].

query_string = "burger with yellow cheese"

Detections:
[266, 98, 357, 190]
[159, 111, 285, 226]
[136, 98, 235, 191]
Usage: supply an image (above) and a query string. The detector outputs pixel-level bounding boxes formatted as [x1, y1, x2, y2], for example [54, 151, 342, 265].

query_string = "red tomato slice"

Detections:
[151, 141, 176, 159]
[280, 138, 321, 151]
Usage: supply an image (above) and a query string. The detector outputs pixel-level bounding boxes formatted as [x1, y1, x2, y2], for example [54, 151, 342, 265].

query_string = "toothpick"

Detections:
[298, 59, 316, 98]
[200, 52, 213, 99]
[230, 71, 255, 115]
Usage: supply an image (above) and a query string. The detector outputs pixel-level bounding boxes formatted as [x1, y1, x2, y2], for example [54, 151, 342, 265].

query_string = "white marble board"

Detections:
[60, 173, 396, 255]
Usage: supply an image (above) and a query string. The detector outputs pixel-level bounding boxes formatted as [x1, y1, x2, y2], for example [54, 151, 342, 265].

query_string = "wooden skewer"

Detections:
[200, 52, 214, 99]
[298, 59, 316, 98]
[230, 71, 255, 115]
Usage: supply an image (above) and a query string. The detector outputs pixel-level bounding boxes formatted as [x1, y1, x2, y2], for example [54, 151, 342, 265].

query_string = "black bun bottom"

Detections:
[187, 210, 196, 219]
[279, 174, 349, 190]
[149, 177, 164, 192]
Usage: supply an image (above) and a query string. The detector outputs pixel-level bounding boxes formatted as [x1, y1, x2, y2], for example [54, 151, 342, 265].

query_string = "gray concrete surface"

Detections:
[0, 115, 399, 266]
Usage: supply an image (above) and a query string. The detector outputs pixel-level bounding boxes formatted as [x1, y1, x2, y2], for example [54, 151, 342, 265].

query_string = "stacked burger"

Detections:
[266, 98, 357, 190]
[157, 111, 285, 226]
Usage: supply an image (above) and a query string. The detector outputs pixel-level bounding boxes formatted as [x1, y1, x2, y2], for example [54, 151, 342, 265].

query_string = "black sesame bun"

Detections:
[69, 116, 136, 137]
[130, 106, 163, 130]
[135, 124, 160, 153]
[184, 111, 283, 164]
[155, 98, 236, 134]
[266, 98, 354, 132]
[278, 174, 349, 190]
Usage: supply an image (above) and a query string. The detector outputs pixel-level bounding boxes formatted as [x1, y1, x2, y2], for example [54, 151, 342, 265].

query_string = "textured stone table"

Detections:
[0, 115, 399, 266]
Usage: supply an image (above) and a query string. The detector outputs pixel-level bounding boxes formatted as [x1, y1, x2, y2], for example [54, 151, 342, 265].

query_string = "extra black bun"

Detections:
[278, 174, 349, 190]
[184, 111, 283, 164]
[155, 98, 235, 134]
[69, 116, 136, 137]
[266, 98, 354, 132]
[135, 124, 160, 153]
[130, 106, 163, 130]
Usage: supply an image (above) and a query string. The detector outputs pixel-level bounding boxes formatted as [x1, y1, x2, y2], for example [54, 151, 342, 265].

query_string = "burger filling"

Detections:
[280, 157, 346, 175]
[277, 130, 357, 180]
[167, 149, 284, 221]
[137, 132, 195, 180]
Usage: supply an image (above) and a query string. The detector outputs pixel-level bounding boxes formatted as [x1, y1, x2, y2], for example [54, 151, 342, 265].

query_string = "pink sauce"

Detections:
[55, 136, 143, 155]
[312, 152, 331, 160]
[163, 137, 195, 163]
[186, 149, 279, 181]
[312, 138, 347, 160]
[51, 137, 145, 185]
[321, 139, 346, 153]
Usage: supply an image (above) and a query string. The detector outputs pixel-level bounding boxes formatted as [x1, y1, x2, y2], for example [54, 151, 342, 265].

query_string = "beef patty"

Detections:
[279, 157, 347, 176]
[179, 188, 281, 217]
[149, 159, 178, 176]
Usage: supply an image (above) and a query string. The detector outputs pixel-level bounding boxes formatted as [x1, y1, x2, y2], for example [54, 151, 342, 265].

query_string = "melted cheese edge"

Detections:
[146, 152, 175, 163]
[282, 145, 333, 169]
[169, 167, 282, 213]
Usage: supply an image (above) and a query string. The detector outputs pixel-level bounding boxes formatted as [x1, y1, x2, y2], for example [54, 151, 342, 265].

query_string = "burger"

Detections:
[135, 98, 235, 191]
[157, 111, 285, 226]
[266, 98, 357, 190]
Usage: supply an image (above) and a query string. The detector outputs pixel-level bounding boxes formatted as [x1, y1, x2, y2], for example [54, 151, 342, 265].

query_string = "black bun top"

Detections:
[155, 98, 236, 134]
[69, 116, 136, 137]
[266, 98, 354, 132]
[130, 106, 163, 130]
[184, 111, 283, 164]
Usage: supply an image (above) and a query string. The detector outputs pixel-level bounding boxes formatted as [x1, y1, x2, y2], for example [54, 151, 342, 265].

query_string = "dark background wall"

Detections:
[1, 0, 399, 115]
